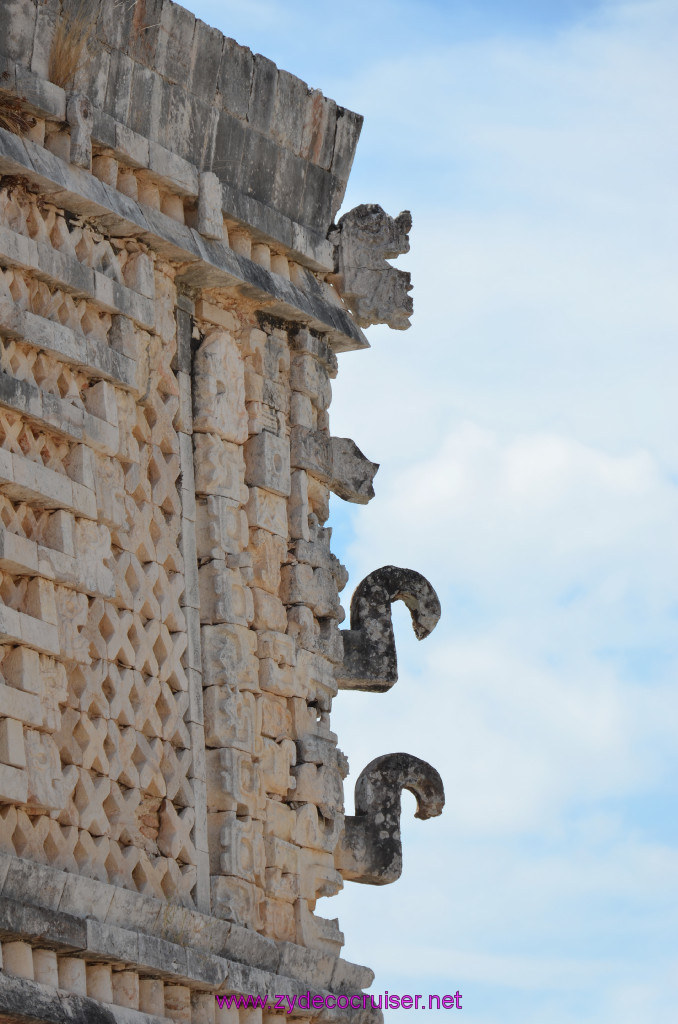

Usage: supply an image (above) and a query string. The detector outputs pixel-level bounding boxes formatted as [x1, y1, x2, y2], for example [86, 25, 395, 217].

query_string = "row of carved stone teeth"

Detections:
[1, 940, 255, 1022]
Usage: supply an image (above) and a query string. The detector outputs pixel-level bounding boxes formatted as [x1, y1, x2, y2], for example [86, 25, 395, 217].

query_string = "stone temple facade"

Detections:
[0, 2, 444, 1021]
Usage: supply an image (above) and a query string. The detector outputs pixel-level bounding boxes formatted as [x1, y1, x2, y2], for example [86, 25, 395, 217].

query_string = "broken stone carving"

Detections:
[335, 753, 445, 885]
[330, 437, 379, 504]
[337, 566, 441, 691]
[330, 204, 414, 329]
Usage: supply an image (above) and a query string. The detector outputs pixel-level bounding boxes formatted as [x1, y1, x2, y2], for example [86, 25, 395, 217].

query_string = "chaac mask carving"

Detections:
[330, 204, 413, 330]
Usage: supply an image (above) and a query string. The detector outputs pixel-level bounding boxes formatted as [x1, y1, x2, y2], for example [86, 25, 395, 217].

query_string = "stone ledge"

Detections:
[0, 127, 367, 353]
[0, 855, 375, 1004]
[0, 300, 139, 394]
[1, 55, 337, 273]
[0, 222, 155, 331]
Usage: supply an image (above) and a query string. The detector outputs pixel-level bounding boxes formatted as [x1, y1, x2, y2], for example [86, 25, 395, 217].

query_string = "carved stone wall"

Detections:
[0, 2, 443, 1022]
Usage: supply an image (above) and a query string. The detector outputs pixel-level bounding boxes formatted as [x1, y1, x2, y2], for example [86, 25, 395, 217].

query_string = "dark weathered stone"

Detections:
[337, 566, 441, 691]
[243, 130, 281, 207]
[248, 53, 278, 134]
[0, 896, 86, 950]
[218, 37, 254, 121]
[102, 49, 134, 124]
[189, 20, 224, 104]
[336, 753, 445, 885]
[212, 110, 246, 185]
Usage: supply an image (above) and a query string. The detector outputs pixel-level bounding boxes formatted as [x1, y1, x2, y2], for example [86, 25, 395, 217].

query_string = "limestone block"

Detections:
[257, 630, 296, 665]
[260, 737, 296, 797]
[258, 659, 298, 699]
[2, 940, 33, 979]
[32, 948, 59, 988]
[290, 329, 338, 378]
[260, 693, 292, 742]
[92, 154, 119, 186]
[112, 970, 140, 1009]
[196, 496, 248, 560]
[290, 392, 314, 429]
[263, 798, 296, 842]
[0, 528, 38, 574]
[94, 454, 126, 529]
[66, 93, 93, 169]
[331, 204, 413, 329]
[194, 301, 239, 334]
[165, 984, 191, 1024]
[194, 434, 247, 502]
[73, 769, 112, 834]
[2, 646, 41, 694]
[123, 252, 155, 299]
[0, 683, 42, 728]
[290, 353, 331, 409]
[198, 171, 224, 240]
[295, 901, 344, 956]
[58, 955, 87, 995]
[286, 605, 318, 656]
[251, 588, 287, 633]
[244, 431, 291, 497]
[192, 990, 217, 1024]
[211, 875, 264, 930]
[109, 314, 139, 361]
[87, 963, 113, 1002]
[161, 192, 185, 223]
[203, 686, 261, 754]
[249, 529, 286, 594]
[24, 730, 65, 811]
[209, 811, 265, 883]
[290, 425, 332, 482]
[296, 649, 337, 707]
[0, 718, 25, 767]
[270, 256, 290, 284]
[199, 561, 253, 627]
[193, 330, 247, 443]
[202, 622, 259, 692]
[245, 487, 287, 538]
[251, 243, 271, 270]
[294, 803, 344, 854]
[206, 747, 265, 817]
[139, 978, 165, 1015]
[299, 848, 343, 901]
[306, 476, 330, 524]
[291, 763, 344, 819]
[262, 897, 296, 942]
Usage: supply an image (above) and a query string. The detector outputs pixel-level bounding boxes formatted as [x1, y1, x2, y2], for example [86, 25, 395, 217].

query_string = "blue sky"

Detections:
[188, 1, 678, 1020]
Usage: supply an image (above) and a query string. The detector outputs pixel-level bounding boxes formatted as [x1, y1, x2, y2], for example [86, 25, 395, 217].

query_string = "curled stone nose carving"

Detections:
[336, 565, 441, 691]
[336, 753, 445, 885]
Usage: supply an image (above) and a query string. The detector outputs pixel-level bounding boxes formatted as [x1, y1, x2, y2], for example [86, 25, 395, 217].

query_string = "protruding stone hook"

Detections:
[336, 566, 441, 691]
[336, 753, 445, 885]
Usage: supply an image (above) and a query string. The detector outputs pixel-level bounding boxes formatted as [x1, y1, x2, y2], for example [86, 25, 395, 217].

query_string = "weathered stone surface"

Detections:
[331, 204, 413, 329]
[337, 566, 441, 691]
[329, 437, 378, 504]
[336, 753, 445, 885]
